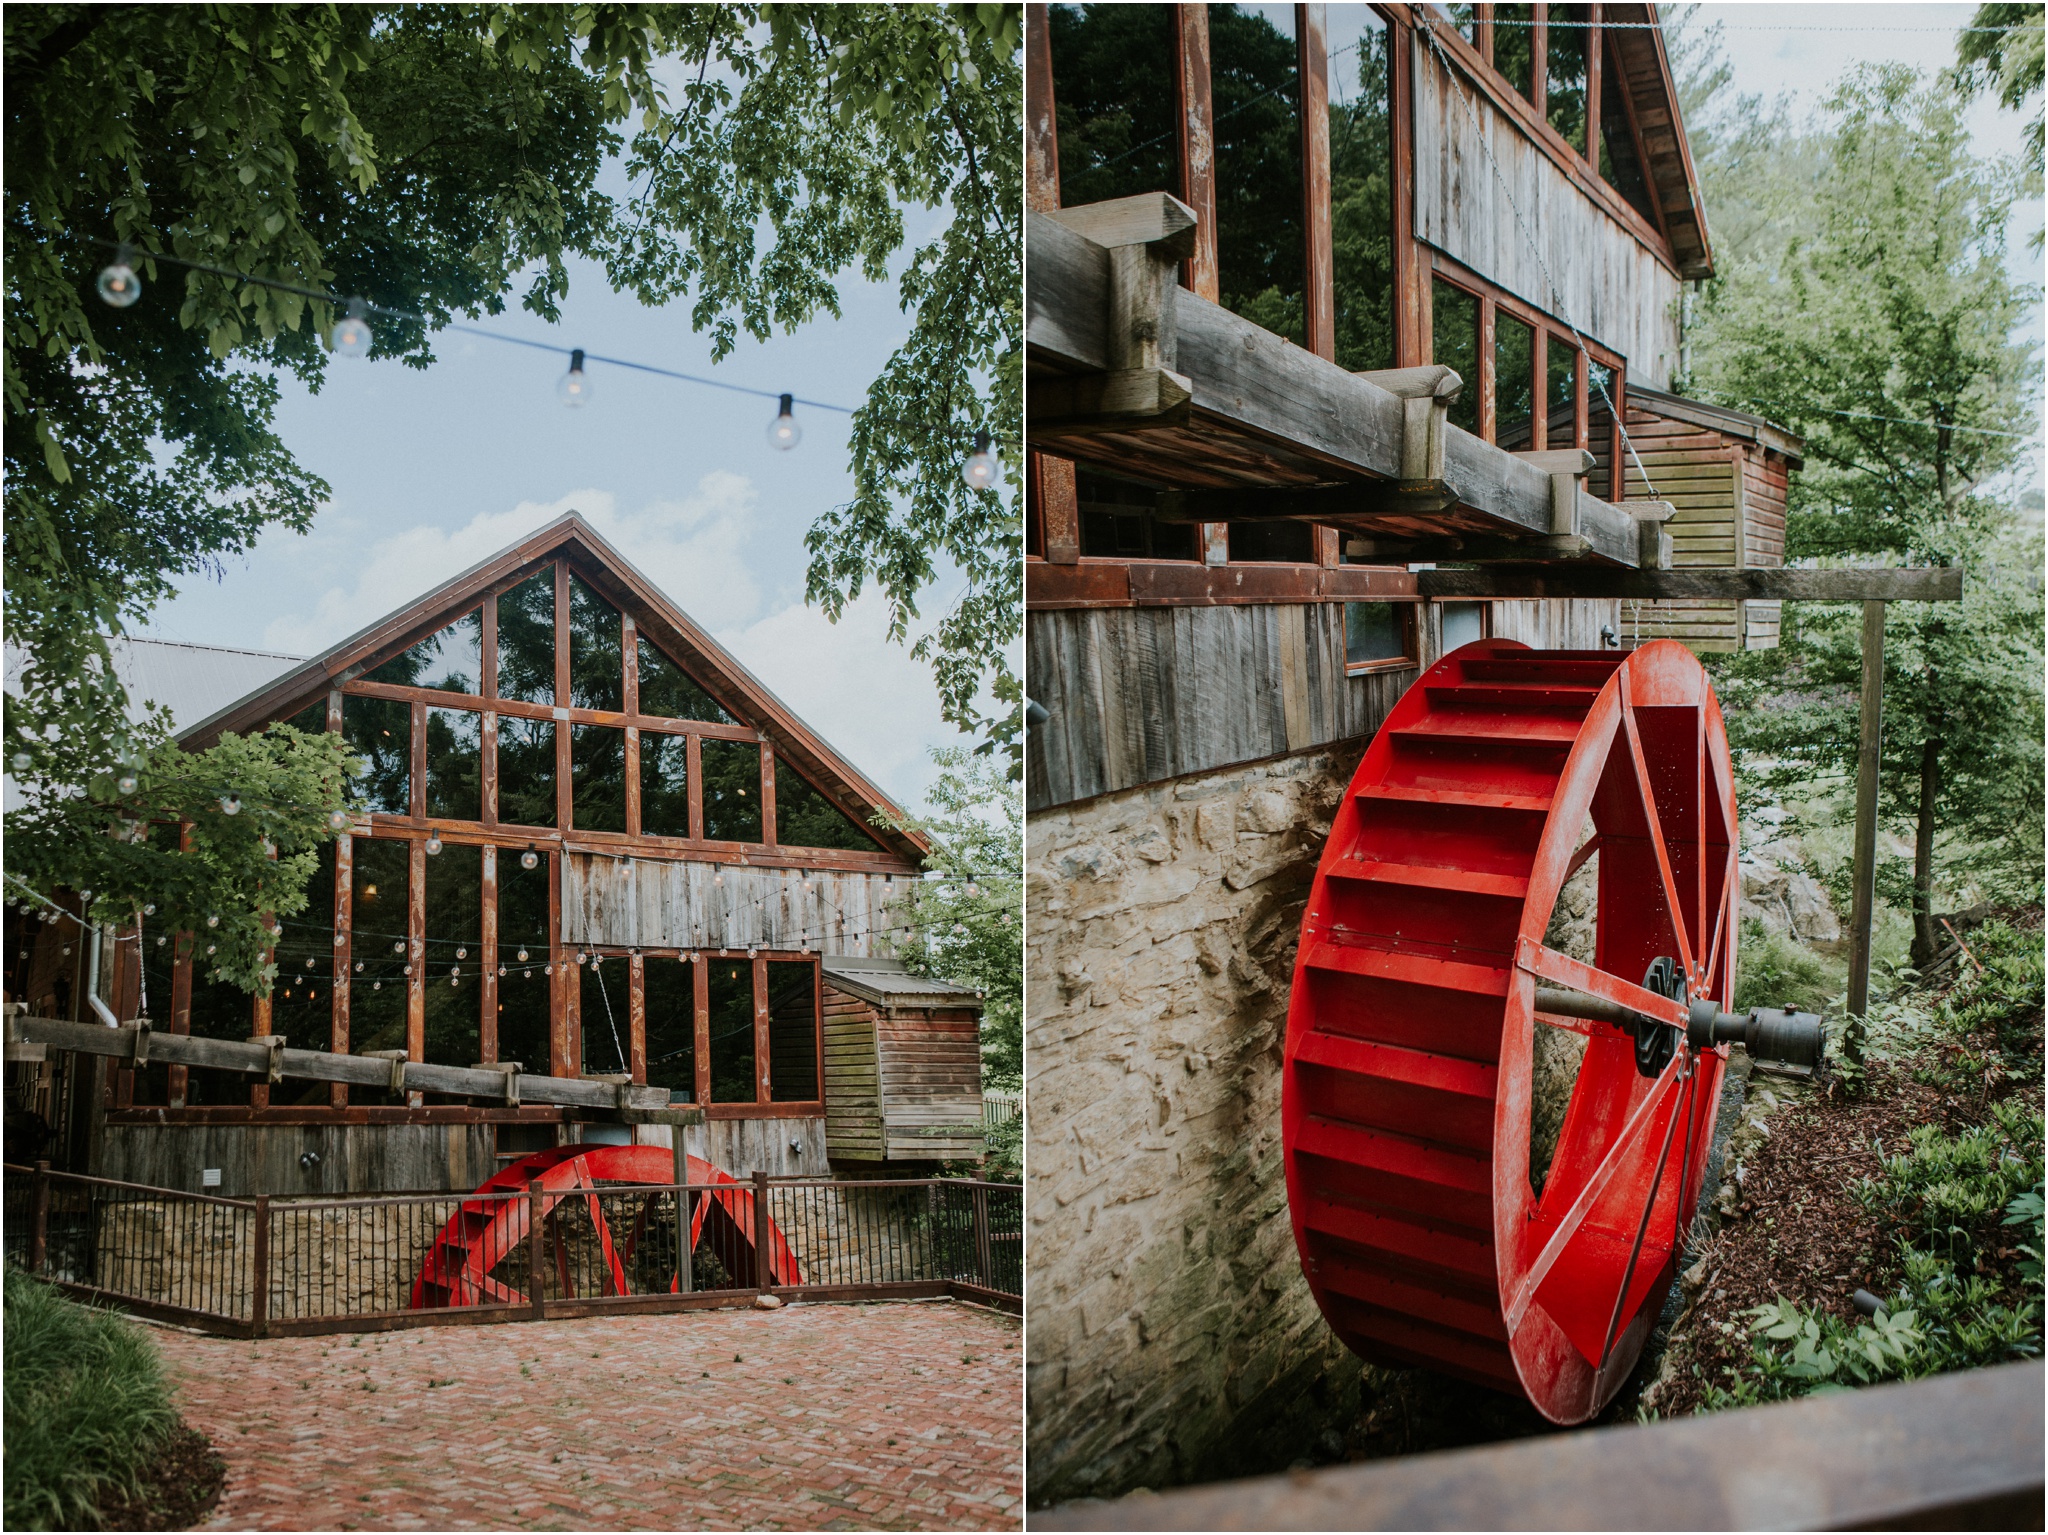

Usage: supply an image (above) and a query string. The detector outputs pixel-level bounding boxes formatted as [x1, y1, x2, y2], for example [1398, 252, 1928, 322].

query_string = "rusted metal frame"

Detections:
[1299, 4, 1335, 363]
[1390, 12, 1424, 365]
[169, 823, 194, 1107]
[45, 1282, 258, 1339]
[692, 954, 712, 1110]
[1427, 246, 1630, 381]
[1529, 324, 1549, 450]
[1025, 2, 1060, 212]
[1478, 295, 1497, 441]
[480, 846, 498, 1063]
[703, 1101, 824, 1121]
[251, 840, 278, 1111]
[1584, 3, 1602, 172]
[332, 833, 352, 1109]
[685, 732, 706, 843]
[1530, 2, 1546, 117]
[105, 1105, 566, 1126]
[751, 951, 771, 1104]
[1035, 453, 1081, 565]
[628, 952, 646, 1083]
[759, 741, 778, 848]
[342, 681, 759, 744]
[1474, 1, 1493, 64]
[406, 838, 426, 1102]
[1619, 689, 1698, 979]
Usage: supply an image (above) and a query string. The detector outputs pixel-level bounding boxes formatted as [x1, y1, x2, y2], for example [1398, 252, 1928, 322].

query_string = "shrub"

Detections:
[1733, 919, 1838, 1014]
[3, 1269, 178, 1531]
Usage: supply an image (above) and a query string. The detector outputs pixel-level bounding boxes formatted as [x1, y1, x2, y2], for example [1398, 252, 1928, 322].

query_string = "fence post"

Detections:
[249, 1195, 270, 1338]
[528, 1180, 547, 1321]
[973, 1183, 993, 1290]
[29, 1160, 49, 1275]
[752, 1168, 771, 1294]
[672, 1136, 693, 1295]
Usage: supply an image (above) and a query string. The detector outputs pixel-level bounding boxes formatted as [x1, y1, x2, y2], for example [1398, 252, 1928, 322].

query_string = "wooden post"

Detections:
[407, 836, 426, 1101]
[973, 1183, 993, 1290]
[1845, 600, 1886, 1033]
[250, 1194, 270, 1338]
[1298, 3, 1334, 363]
[1584, 3, 1603, 172]
[1025, 2, 1060, 213]
[528, 1179, 548, 1318]
[29, 1160, 49, 1274]
[331, 833, 352, 1109]
[673, 1135, 694, 1294]
[753, 952, 771, 1103]
[752, 1167, 772, 1294]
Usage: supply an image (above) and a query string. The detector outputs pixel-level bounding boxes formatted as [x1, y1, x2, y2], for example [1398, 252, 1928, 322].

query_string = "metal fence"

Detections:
[1, 1163, 1020, 1336]
[983, 1092, 1022, 1129]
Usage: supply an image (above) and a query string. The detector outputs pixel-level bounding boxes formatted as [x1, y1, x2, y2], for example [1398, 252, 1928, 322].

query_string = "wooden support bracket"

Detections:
[1038, 193, 1198, 432]
[248, 1033, 286, 1084]
[362, 1048, 409, 1095]
[474, 1059, 522, 1106]
[1617, 500, 1677, 571]
[131, 1023, 153, 1066]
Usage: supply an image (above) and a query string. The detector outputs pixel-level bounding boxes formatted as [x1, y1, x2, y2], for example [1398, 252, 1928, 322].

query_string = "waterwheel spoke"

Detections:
[1695, 699, 1708, 975]
[1619, 693, 1697, 979]
[1518, 939, 1687, 1028]
[1593, 1060, 1697, 1393]
[1702, 841, 1739, 999]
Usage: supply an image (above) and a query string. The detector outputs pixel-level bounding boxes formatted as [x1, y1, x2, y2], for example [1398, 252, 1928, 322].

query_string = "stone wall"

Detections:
[1025, 744, 1369, 1501]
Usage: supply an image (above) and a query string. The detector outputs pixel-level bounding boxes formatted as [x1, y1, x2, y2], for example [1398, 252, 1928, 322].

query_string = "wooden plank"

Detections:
[1417, 568, 1964, 601]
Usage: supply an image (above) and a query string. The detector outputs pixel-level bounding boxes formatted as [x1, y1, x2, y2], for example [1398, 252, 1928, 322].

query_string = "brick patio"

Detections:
[152, 1299, 1022, 1531]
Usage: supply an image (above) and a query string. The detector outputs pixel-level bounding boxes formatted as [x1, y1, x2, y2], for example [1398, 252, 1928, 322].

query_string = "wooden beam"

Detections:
[1028, 560, 1421, 610]
[1846, 600, 1886, 1028]
[1415, 567, 1964, 602]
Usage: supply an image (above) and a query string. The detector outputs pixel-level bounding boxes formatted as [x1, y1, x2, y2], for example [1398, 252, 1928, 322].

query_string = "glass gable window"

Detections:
[367, 609, 482, 694]
[767, 961, 819, 1102]
[1048, 3, 1182, 207]
[349, 836, 411, 1062]
[495, 848, 550, 1070]
[1600, 43, 1661, 226]
[425, 708, 481, 822]
[708, 958, 756, 1102]
[701, 740, 763, 844]
[1432, 280, 1481, 433]
[422, 841, 482, 1067]
[639, 731, 691, 839]
[496, 717, 556, 828]
[1330, 6, 1395, 374]
[1211, 4, 1305, 345]
[776, 769, 880, 852]
[570, 725, 627, 835]
[637, 638, 736, 724]
[496, 569, 555, 706]
[1494, 310, 1536, 449]
[644, 956, 696, 1101]
[569, 575, 624, 713]
[342, 695, 411, 815]
[580, 956, 631, 1078]
[1545, 4, 1590, 149]
[1492, 4, 1536, 101]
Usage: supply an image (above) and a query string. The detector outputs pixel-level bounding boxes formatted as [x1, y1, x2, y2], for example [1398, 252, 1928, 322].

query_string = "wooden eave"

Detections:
[174, 513, 929, 866]
[1604, 3, 1713, 279]
[1627, 383, 1804, 468]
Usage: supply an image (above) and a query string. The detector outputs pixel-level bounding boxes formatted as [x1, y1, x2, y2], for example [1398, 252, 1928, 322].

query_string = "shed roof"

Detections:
[821, 954, 984, 1011]
[1628, 383, 1806, 468]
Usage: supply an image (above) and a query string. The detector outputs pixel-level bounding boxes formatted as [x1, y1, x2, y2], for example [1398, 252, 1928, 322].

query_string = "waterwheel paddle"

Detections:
[1283, 639, 1739, 1424]
[410, 1143, 801, 1308]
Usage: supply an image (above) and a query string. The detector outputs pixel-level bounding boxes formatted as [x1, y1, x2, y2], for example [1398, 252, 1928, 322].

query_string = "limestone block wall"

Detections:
[1025, 744, 1371, 1501]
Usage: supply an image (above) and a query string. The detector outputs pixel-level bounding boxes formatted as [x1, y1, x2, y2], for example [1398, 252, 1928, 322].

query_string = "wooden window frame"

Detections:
[1342, 599, 1423, 677]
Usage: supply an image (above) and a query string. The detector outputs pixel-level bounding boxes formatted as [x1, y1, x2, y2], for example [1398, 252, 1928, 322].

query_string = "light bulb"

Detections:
[328, 809, 350, 832]
[713, 871, 724, 886]
[334, 931, 345, 946]
[334, 298, 373, 358]
[374, 980, 382, 991]
[9, 753, 30, 773]
[963, 431, 998, 490]
[521, 847, 539, 870]
[354, 961, 363, 972]
[116, 773, 138, 795]
[220, 794, 241, 815]
[516, 948, 529, 963]
[206, 914, 220, 928]
[143, 903, 155, 916]
[425, 834, 442, 855]
[576, 952, 587, 965]
[206, 943, 217, 955]
[523, 969, 531, 978]
[747, 947, 758, 960]
[305, 957, 316, 969]
[766, 393, 801, 450]
[450, 965, 460, 977]
[97, 248, 142, 308]
[156, 935, 167, 946]
[394, 942, 405, 954]
[558, 348, 591, 407]
[498, 965, 506, 976]
[455, 946, 467, 960]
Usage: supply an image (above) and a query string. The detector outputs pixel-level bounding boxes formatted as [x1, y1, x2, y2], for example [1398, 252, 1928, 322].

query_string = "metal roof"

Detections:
[1627, 384, 1806, 467]
[821, 954, 984, 1011]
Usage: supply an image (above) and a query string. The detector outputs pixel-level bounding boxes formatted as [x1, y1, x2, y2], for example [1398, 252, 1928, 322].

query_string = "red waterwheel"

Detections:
[1282, 638, 1737, 1423]
[410, 1143, 802, 1309]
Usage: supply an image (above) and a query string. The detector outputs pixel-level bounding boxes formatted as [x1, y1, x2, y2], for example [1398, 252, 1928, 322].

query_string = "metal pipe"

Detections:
[1533, 985, 1827, 1071]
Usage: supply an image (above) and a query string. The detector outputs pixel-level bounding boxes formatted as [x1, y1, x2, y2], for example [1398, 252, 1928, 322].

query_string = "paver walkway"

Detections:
[154, 1299, 1022, 1531]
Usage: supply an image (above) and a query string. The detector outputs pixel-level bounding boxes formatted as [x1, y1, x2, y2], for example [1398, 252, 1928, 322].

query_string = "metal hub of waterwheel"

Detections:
[1282, 638, 1739, 1424]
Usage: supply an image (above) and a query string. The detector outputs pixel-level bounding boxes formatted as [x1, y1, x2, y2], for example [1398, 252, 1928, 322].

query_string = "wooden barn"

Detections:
[5, 514, 985, 1194]
[819, 955, 987, 1166]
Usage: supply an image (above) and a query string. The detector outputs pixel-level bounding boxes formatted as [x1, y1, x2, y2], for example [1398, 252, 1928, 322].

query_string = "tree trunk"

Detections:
[1911, 734, 1941, 970]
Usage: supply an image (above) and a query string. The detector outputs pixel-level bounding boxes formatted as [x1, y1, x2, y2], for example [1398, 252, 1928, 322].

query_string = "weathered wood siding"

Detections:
[1413, 37, 1681, 386]
[879, 1008, 984, 1162]
[94, 1122, 503, 1197]
[561, 856, 898, 953]
[1486, 598, 1625, 652]
[823, 986, 885, 1163]
[1026, 603, 1411, 811]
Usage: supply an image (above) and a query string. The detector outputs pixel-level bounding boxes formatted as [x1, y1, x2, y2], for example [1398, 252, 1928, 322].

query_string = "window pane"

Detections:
[1599, 44, 1661, 225]
[274, 840, 336, 1066]
[496, 569, 555, 706]
[1548, 338, 1579, 447]
[1588, 360, 1619, 500]
[1493, 4, 1536, 100]
[637, 638, 737, 724]
[422, 841, 481, 1067]
[349, 836, 411, 1061]
[496, 717, 556, 828]
[1076, 469, 1197, 560]
[1212, 4, 1304, 344]
[1227, 521, 1316, 562]
[775, 768, 881, 852]
[581, 956, 630, 1077]
[1494, 310, 1535, 449]
[701, 740, 763, 843]
[184, 969, 252, 1105]
[639, 731, 691, 839]
[1442, 601, 1487, 651]
[425, 708, 481, 823]
[645, 956, 696, 1101]
[708, 958, 756, 1103]
[767, 961, 818, 1102]
[284, 698, 327, 735]
[496, 849, 551, 1071]
[1048, 3, 1181, 207]
[1546, 4, 1590, 150]
[1330, 7, 1395, 373]
[342, 695, 411, 815]
[1444, 3, 1476, 44]
[1346, 602, 1405, 664]
[1432, 280, 1481, 432]
[367, 609, 482, 695]
[568, 575, 624, 713]
[570, 725, 626, 835]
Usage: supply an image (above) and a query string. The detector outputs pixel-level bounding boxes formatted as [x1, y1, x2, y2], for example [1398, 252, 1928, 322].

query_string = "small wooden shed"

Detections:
[1594, 384, 1804, 652]
[820, 955, 985, 1167]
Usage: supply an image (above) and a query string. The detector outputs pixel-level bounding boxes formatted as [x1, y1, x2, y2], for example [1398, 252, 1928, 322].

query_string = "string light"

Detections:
[558, 349, 592, 408]
[333, 298, 373, 357]
[516, 948, 529, 962]
[205, 914, 220, 928]
[9, 753, 28, 773]
[220, 794, 241, 816]
[116, 772, 139, 795]
[425, 834, 443, 856]
[521, 845, 540, 870]
[963, 432, 997, 490]
[767, 393, 802, 450]
[96, 246, 141, 308]
[328, 809, 351, 832]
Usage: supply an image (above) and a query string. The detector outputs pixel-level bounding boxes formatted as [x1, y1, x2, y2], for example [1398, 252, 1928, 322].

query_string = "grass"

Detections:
[3, 1268, 180, 1531]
